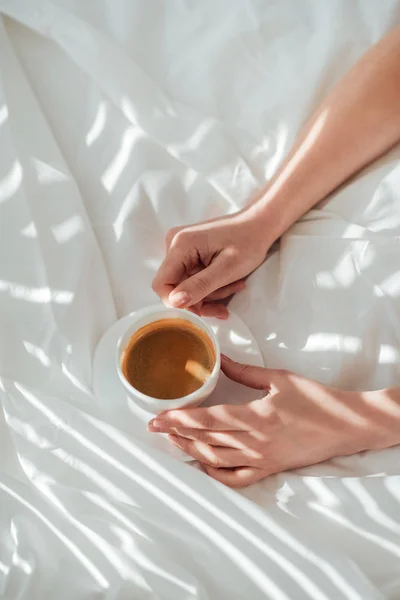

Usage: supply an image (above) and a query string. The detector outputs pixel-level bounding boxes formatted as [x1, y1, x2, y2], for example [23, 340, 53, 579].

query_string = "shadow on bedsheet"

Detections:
[241, 468, 400, 600]
[0, 377, 385, 599]
[1, 5, 400, 598]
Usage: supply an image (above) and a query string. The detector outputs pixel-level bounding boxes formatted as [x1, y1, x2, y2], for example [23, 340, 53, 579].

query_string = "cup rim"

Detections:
[115, 304, 221, 407]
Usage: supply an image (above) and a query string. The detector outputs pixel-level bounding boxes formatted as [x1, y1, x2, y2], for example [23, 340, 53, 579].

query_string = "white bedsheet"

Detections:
[1, 1, 400, 598]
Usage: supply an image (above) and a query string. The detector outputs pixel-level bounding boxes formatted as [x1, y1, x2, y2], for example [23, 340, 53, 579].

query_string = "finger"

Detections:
[165, 227, 182, 251]
[221, 354, 270, 391]
[169, 255, 234, 307]
[199, 303, 229, 320]
[206, 280, 245, 301]
[152, 248, 186, 305]
[169, 428, 251, 449]
[187, 305, 201, 317]
[203, 465, 266, 488]
[185, 272, 204, 317]
[168, 435, 248, 467]
[148, 404, 248, 432]
[169, 265, 204, 310]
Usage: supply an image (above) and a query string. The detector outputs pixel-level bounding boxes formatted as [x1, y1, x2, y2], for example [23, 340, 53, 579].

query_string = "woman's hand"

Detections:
[148, 355, 380, 488]
[152, 28, 400, 318]
[152, 208, 270, 319]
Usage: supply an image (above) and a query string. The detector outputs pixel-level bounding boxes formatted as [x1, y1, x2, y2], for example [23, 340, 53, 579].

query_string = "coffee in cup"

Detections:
[116, 305, 220, 415]
[121, 318, 216, 399]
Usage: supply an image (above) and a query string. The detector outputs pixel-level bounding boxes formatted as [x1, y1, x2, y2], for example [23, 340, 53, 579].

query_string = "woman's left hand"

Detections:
[148, 355, 373, 488]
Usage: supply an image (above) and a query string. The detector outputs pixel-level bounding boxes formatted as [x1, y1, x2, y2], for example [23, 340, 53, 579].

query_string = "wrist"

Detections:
[242, 147, 329, 248]
[243, 182, 308, 251]
[340, 388, 400, 453]
[360, 388, 400, 450]
[240, 193, 285, 253]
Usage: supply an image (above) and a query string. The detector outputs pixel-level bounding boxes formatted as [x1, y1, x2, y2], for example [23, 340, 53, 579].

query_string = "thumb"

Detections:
[169, 256, 231, 307]
[221, 354, 270, 390]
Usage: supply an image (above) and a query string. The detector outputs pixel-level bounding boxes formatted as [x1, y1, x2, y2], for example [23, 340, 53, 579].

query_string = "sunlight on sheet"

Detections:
[0, 483, 109, 589]
[316, 252, 356, 289]
[23, 341, 51, 367]
[10, 521, 32, 575]
[115, 527, 195, 594]
[10, 519, 18, 545]
[102, 126, 144, 193]
[0, 161, 22, 203]
[379, 344, 399, 364]
[33, 158, 68, 185]
[20, 222, 37, 239]
[49, 449, 133, 505]
[61, 363, 90, 394]
[91, 420, 338, 600]
[144, 257, 161, 272]
[0, 104, 8, 127]
[268, 111, 327, 195]
[66, 412, 285, 598]
[86, 493, 142, 533]
[23, 386, 279, 595]
[86, 102, 107, 147]
[231, 495, 367, 600]
[113, 190, 137, 241]
[310, 501, 400, 557]
[18, 462, 127, 587]
[12, 551, 32, 576]
[0, 280, 73, 304]
[229, 330, 251, 346]
[121, 96, 138, 124]
[344, 478, 400, 534]
[121, 95, 176, 124]
[218, 486, 361, 600]
[14, 383, 360, 599]
[75, 403, 364, 599]
[10, 418, 53, 449]
[275, 481, 296, 514]
[182, 168, 198, 191]
[384, 477, 400, 505]
[169, 118, 216, 154]
[303, 477, 340, 508]
[379, 271, 400, 296]
[302, 333, 361, 354]
[264, 122, 289, 180]
[52, 215, 84, 244]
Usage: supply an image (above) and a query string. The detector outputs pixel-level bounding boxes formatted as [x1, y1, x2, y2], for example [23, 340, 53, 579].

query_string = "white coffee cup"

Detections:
[116, 304, 221, 415]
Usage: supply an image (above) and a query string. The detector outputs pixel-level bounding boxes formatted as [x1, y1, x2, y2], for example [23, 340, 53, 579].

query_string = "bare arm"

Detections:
[251, 27, 400, 244]
[153, 28, 400, 314]
[152, 31, 400, 484]
[150, 359, 400, 488]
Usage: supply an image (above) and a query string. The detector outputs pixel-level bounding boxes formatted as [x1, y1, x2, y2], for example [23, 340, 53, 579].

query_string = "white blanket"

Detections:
[1, 1, 400, 598]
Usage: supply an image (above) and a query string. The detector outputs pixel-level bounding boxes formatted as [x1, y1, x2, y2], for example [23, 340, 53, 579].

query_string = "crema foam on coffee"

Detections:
[122, 319, 215, 399]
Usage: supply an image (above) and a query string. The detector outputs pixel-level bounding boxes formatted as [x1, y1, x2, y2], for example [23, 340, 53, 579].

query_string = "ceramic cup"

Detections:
[116, 304, 220, 415]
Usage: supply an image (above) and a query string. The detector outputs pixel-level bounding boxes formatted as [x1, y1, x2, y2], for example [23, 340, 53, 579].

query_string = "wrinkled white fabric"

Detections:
[1, 1, 400, 598]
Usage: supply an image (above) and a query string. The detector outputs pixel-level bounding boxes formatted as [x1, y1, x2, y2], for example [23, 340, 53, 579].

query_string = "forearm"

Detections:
[249, 27, 400, 245]
[360, 387, 400, 450]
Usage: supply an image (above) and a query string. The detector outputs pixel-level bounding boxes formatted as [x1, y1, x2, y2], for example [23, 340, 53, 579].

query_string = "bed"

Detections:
[1, 1, 400, 598]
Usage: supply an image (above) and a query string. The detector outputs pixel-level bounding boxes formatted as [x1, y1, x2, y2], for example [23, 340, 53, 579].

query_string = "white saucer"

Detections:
[92, 309, 264, 462]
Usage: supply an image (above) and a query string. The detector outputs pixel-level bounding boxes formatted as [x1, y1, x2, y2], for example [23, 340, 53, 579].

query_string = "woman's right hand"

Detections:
[152, 208, 271, 319]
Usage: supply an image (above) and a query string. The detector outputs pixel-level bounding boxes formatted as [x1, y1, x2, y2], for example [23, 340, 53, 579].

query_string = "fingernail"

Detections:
[221, 353, 232, 361]
[169, 291, 190, 307]
[168, 434, 180, 446]
[148, 419, 163, 432]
